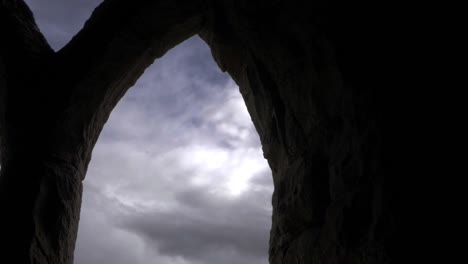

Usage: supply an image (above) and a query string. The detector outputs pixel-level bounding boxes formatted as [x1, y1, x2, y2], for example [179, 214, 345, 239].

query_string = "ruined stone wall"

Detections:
[0, 1, 388, 263]
[200, 1, 386, 263]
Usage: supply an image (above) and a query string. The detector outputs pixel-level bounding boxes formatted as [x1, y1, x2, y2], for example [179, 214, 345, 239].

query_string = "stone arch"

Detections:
[0, 1, 386, 263]
[74, 35, 273, 263]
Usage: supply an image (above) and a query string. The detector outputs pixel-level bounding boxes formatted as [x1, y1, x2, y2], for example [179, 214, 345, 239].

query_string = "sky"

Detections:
[22, 1, 273, 263]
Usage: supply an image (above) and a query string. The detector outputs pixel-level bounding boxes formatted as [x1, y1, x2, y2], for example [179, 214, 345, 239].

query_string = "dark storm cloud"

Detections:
[77, 179, 271, 264]
[23, 1, 273, 264]
[123, 209, 269, 263]
[120, 176, 272, 260]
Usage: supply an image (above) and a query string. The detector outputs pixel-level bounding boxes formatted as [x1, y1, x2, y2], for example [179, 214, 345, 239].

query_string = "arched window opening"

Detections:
[75, 36, 273, 264]
[24, 1, 273, 263]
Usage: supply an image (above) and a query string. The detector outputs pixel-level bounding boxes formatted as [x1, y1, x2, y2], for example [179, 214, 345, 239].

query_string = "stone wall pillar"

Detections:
[200, 1, 386, 262]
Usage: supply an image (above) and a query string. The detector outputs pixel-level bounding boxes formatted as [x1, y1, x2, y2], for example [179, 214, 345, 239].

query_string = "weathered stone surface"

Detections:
[0, 0, 389, 263]
[199, 1, 386, 263]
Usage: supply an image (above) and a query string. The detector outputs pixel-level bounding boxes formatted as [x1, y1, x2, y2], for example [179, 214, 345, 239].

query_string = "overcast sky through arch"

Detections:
[23, 1, 273, 263]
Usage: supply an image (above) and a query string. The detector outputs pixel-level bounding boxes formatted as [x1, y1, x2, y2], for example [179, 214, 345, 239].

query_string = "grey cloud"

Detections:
[77, 164, 272, 264]
[99, 36, 259, 156]
[250, 170, 275, 190]
[75, 183, 176, 264]
[99, 36, 235, 144]
[124, 214, 269, 262]
[24, 0, 102, 50]
[120, 198, 270, 263]
[113, 169, 272, 262]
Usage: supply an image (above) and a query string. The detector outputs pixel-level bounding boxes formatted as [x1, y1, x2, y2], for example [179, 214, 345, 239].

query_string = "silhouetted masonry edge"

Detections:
[0, 1, 392, 263]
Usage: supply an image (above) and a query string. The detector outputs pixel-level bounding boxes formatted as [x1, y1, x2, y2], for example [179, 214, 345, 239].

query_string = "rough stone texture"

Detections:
[199, 2, 387, 263]
[0, 0, 390, 263]
[0, 1, 204, 263]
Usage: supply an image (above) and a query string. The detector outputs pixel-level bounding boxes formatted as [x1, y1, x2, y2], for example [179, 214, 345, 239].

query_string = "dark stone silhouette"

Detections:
[0, 0, 390, 263]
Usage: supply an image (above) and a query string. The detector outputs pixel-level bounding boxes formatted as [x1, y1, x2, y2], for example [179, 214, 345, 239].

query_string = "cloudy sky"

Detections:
[23, 1, 273, 263]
